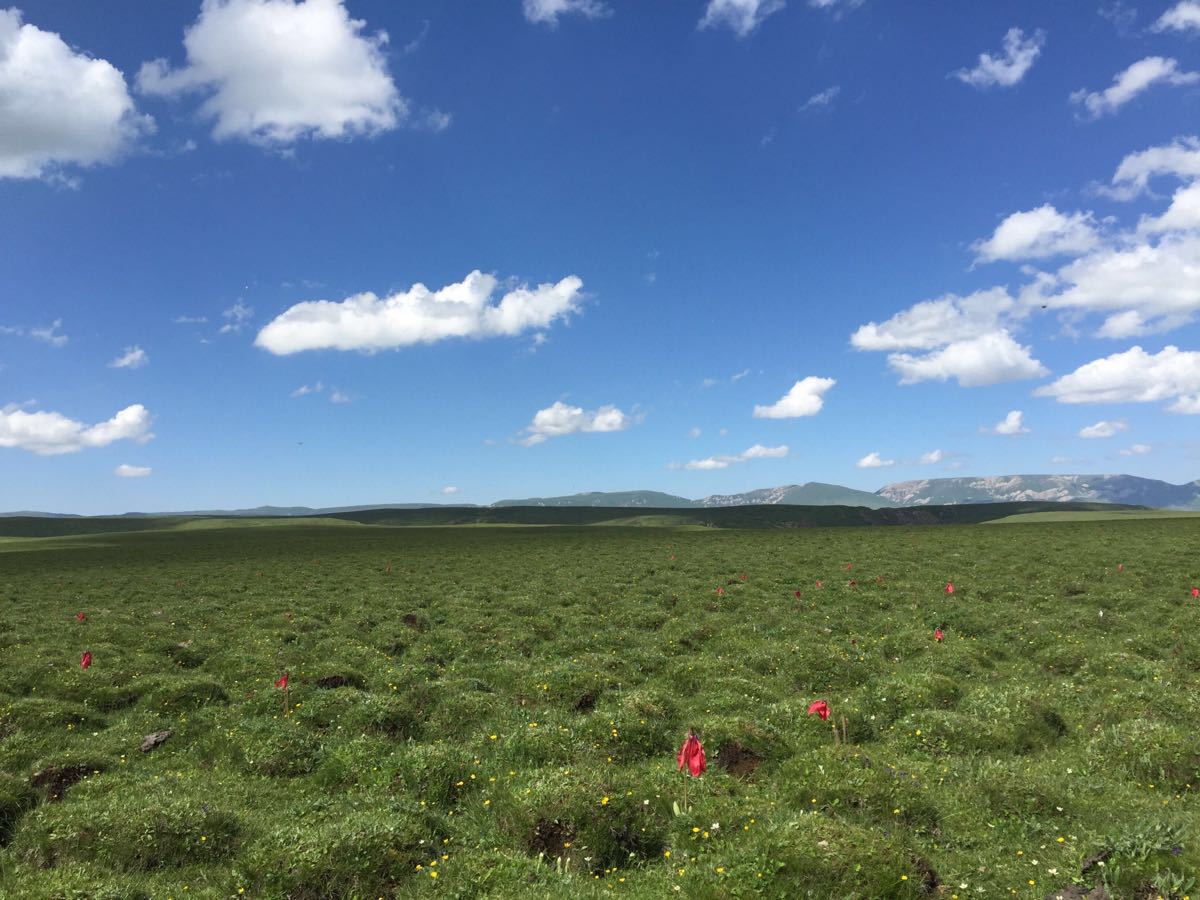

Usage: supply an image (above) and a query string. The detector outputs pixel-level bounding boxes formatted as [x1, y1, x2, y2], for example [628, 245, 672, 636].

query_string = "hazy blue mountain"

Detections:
[877, 474, 1200, 509]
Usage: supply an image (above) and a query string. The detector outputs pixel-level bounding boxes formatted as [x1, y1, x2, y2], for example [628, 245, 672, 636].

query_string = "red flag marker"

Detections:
[1192, 588, 1199, 599]
[80, 651, 92, 670]
[945, 582, 955, 595]
[676, 730, 706, 777]
[794, 590, 802, 599]
[807, 700, 830, 721]
[845, 563, 853, 571]
[815, 580, 823, 589]
[275, 672, 289, 690]
[934, 628, 944, 643]
[75, 612, 86, 622]
[739, 573, 748, 582]
[715, 586, 725, 596]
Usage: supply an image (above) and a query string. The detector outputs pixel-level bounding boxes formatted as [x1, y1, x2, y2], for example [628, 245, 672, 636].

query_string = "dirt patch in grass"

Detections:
[714, 741, 762, 778]
[402, 613, 425, 631]
[910, 855, 941, 894]
[528, 817, 576, 857]
[30, 764, 96, 801]
[315, 673, 366, 690]
[573, 691, 598, 713]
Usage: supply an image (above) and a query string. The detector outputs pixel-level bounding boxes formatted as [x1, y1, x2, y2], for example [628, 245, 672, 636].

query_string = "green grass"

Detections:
[1, 519, 1198, 898]
[988, 509, 1200, 524]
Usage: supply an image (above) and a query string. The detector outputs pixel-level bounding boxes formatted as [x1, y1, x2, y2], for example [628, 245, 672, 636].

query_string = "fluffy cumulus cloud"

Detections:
[115, 463, 151, 477]
[1108, 136, 1200, 199]
[520, 401, 631, 446]
[1138, 181, 1200, 234]
[852, 291, 1046, 387]
[954, 27, 1045, 89]
[973, 205, 1099, 263]
[987, 410, 1029, 436]
[856, 451, 894, 469]
[752, 376, 835, 418]
[699, 0, 785, 37]
[1078, 419, 1127, 438]
[0, 8, 151, 180]
[255, 271, 584, 355]
[676, 443, 788, 471]
[1035, 345, 1200, 413]
[137, 0, 404, 145]
[1071, 57, 1199, 119]
[920, 449, 945, 464]
[109, 346, 148, 369]
[1155, 1, 1200, 31]
[0, 402, 153, 455]
[441, 485, 459, 495]
[1033, 233, 1200, 338]
[522, 0, 610, 25]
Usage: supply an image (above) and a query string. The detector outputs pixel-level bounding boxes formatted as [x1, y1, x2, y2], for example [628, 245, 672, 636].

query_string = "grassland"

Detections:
[0, 517, 1198, 898]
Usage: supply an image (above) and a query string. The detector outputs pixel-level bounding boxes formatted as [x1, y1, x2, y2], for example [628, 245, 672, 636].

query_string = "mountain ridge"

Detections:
[6, 474, 1198, 517]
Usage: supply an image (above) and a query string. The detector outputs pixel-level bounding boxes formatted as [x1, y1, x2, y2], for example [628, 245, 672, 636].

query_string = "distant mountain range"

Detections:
[6, 475, 1200, 518]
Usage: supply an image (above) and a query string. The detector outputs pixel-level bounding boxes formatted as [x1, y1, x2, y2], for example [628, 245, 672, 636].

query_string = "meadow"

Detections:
[0, 516, 1198, 898]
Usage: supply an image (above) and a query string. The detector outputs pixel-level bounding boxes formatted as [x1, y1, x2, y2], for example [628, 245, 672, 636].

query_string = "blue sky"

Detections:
[2, 0, 1200, 513]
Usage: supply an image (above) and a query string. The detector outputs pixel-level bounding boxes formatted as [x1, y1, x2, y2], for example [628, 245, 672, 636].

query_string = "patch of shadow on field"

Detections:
[573, 691, 598, 713]
[714, 741, 762, 778]
[528, 818, 576, 858]
[30, 763, 100, 801]
[911, 855, 941, 894]
[315, 673, 367, 690]
[402, 613, 426, 632]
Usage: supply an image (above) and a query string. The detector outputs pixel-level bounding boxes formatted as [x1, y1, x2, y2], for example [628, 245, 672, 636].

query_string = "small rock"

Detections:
[139, 730, 172, 753]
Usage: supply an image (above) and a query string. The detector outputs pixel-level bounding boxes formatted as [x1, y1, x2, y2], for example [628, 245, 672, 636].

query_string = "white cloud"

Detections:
[172, 314, 208, 325]
[678, 443, 788, 471]
[973, 205, 1099, 263]
[523, 0, 610, 25]
[808, 0, 863, 9]
[1108, 136, 1200, 199]
[954, 27, 1045, 89]
[115, 463, 151, 478]
[1119, 442, 1152, 455]
[1035, 345, 1200, 413]
[329, 388, 352, 404]
[986, 410, 1029, 436]
[441, 485, 459, 495]
[731, 368, 751, 382]
[799, 86, 840, 111]
[850, 288, 1015, 352]
[291, 381, 324, 397]
[1138, 181, 1200, 234]
[856, 451, 894, 468]
[699, 0, 785, 37]
[137, 0, 404, 145]
[1033, 232, 1200, 337]
[1071, 57, 1199, 119]
[256, 271, 583, 355]
[887, 331, 1048, 387]
[1078, 419, 1127, 438]
[0, 402, 153, 455]
[1154, 1, 1200, 32]
[520, 401, 631, 446]
[109, 346, 148, 369]
[688, 426, 702, 439]
[29, 319, 68, 347]
[919, 449, 944, 464]
[753, 376, 836, 418]
[220, 300, 253, 334]
[0, 8, 151, 180]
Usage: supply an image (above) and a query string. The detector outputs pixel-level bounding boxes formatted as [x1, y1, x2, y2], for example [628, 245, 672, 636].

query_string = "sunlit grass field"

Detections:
[1, 518, 1198, 898]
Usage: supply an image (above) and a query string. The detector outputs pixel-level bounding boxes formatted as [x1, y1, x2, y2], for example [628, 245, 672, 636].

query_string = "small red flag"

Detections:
[739, 573, 748, 582]
[676, 730, 706, 777]
[815, 580, 823, 589]
[275, 672, 289, 690]
[75, 612, 86, 622]
[80, 651, 92, 670]
[794, 590, 802, 599]
[945, 582, 955, 594]
[845, 563, 853, 571]
[1192, 588, 1199, 599]
[807, 700, 830, 721]
[715, 586, 725, 596]
[934, 628, 944, 643]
